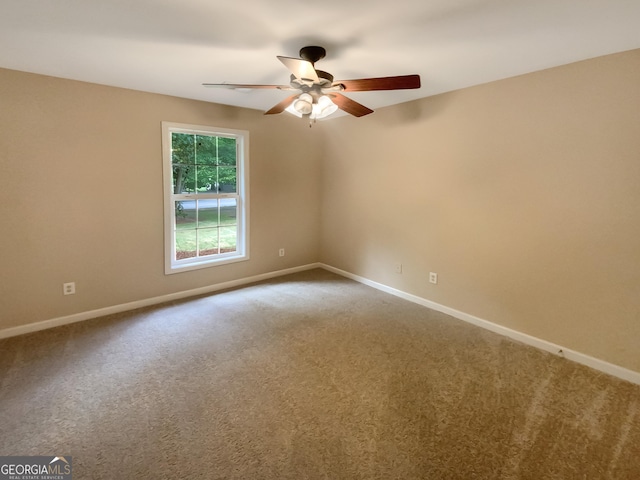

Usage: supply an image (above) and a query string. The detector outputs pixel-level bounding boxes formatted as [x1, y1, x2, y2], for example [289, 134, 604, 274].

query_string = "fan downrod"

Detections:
[299, 46, 326, 64]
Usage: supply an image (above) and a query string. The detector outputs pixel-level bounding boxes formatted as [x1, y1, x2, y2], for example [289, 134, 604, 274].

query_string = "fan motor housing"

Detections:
[290, 70, 334, 90]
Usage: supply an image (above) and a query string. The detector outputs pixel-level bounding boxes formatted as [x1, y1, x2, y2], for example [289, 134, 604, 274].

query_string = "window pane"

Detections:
[218, 167, 237, 193]
[220, 198, 237, 225]
[198, 228, 219, 256]
[173, 165, 195, 194]
[217, 137, 237, 166]
[197, 199, 219, 228]
[219, 226, 237, 253]
[172, 133, 195, 164]
[175, 229, 197, 260]
[175, 201, 197, 229]
[196, 165, 216, 193]
[195, 135, 217, 165]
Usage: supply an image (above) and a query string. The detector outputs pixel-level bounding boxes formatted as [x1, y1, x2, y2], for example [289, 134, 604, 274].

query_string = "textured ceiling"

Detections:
[2, 0, 640, 116]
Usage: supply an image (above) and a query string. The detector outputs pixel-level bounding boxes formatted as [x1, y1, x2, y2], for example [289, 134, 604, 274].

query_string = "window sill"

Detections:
[165, 253, 249, 275]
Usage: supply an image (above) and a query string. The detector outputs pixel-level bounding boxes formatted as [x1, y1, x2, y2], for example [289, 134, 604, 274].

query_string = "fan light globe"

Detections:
[293, 93, 313, 115]
[313, 95, 338, 119]
[284, 104, 303, 118]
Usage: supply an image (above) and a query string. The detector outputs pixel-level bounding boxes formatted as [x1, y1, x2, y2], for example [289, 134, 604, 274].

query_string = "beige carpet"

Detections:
[1, 268, 639, 479]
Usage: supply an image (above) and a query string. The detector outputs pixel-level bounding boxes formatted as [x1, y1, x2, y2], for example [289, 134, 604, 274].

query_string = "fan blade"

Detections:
[277, 56, 319, 83]
[329, 93, 374, 117]
[264, 94, 299, 115]
[335, 74, 421, 92]
[203, 83, 295, 90]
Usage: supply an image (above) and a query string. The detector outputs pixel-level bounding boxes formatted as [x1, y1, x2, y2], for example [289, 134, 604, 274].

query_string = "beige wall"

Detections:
[0, 68, 323, 329]
[320, 49, 640, 372]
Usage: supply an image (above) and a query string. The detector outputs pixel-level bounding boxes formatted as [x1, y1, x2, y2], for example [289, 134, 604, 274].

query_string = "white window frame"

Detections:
[161, 122, 249, 274]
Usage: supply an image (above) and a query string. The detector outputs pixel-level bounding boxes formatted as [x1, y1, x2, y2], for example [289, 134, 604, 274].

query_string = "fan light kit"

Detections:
[204, 46, 421, 125]
[286, 93, 338, 120]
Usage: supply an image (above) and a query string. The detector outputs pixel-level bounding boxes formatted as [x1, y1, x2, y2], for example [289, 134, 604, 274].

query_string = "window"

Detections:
[162, 122, 249, 274]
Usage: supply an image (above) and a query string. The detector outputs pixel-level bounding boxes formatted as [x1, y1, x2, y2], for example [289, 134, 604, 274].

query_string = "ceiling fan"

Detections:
[203, 46, 421, 122]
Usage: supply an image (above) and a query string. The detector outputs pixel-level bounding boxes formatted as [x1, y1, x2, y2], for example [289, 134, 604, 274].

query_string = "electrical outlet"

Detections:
[395, 263, 403, 274]
[279, 248, 285, 257]
[429, 272, 438, 284]
[63, 282, 76, 295]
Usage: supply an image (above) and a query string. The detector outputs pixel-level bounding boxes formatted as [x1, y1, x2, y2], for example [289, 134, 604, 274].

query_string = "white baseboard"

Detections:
[4, 261, 638, 386]
[0, 263, 321, 341]
[320, 264, 640, 386]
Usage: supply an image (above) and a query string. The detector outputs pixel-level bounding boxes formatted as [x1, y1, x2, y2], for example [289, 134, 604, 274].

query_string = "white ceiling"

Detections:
[2, 0, 640, 116]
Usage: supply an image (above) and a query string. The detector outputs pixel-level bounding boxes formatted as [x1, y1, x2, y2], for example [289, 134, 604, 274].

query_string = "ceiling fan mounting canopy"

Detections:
[299, 46, 326, 64]
[203, 45, 421, 120]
